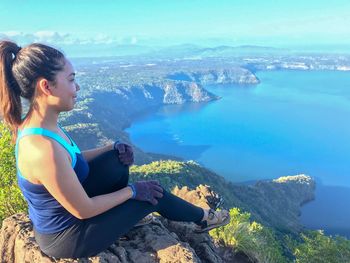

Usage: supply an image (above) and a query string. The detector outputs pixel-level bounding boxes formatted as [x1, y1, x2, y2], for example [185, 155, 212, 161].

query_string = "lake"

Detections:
[126, 70, 350, 237]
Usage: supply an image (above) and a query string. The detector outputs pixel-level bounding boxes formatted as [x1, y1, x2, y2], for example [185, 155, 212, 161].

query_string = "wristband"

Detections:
[128, 183, 136, 199]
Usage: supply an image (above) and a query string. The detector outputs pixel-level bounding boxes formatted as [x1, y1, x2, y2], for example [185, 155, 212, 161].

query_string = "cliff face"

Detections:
[167, 68, 260, 85]
[161, 81, 217, 104]
[239, 174, 315, 232]
[118, 80, 218, 107]
[0, 186, 248, 263]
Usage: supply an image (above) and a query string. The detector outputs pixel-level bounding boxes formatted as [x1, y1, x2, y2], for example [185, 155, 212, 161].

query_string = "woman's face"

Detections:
[49, 59, 80, 112]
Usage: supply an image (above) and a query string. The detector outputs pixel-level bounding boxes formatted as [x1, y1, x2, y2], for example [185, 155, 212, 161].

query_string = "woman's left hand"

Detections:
[114, 142, 134, 166]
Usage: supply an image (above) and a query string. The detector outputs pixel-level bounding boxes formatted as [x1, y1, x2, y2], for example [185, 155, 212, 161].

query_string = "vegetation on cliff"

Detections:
[288, 231, 350, 263]
[210, 208, 285, 262]
[0, 123, 27, 222]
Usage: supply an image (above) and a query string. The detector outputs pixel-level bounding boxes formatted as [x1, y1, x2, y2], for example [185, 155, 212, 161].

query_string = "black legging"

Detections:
[34, 150, 204, 259]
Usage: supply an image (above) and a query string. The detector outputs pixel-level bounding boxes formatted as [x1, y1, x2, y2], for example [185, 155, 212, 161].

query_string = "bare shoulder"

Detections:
[19, 134, 53, 154]
[18, 135, 71, 183]
[19, 135, 69, 161]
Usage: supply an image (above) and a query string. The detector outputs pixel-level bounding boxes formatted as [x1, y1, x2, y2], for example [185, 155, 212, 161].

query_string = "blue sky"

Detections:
[1, 0, 350, 55]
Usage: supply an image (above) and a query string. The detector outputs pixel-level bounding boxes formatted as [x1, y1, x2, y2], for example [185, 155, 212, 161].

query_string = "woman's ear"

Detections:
[37, 78, 52, 96]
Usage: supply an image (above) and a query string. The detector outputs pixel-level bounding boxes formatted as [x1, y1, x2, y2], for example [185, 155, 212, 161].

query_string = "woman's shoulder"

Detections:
[18, 135, 62, 165]
[17, 122, 73, 160]
[17, 133, 64, 184]
[18, 130, 73, 180]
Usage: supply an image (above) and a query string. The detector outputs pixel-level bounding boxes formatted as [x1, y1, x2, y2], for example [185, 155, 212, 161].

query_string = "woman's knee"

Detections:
[99, 150, 129, 172]
[106, 150, 130, 186]
[85, 150, 129, 193]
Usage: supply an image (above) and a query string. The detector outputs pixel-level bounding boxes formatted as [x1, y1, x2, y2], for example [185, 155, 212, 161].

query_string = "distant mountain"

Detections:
[68, 43, 287, 59]
[66, 42, 350, 58]
[198, 45, 288, 57]
[144, 44, 289, 59]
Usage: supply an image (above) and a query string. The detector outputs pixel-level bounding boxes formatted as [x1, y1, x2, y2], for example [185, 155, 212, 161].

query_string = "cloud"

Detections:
[0, 31, 141, 46]
[0, 31, 74, 45]
[2, 31, 21, 37]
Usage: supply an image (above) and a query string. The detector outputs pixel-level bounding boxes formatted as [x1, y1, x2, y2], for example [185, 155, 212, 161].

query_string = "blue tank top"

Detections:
[15, 125, 89, 234]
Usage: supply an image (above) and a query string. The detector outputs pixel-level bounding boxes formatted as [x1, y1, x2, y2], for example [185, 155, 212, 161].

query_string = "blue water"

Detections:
[126, 70, 350, 236]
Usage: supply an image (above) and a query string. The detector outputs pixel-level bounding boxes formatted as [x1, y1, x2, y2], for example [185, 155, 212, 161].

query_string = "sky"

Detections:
[1, 0, 350, 56]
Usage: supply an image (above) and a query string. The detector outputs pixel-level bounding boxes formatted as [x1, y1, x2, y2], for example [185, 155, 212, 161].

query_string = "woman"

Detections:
[0, 40, 230, 259]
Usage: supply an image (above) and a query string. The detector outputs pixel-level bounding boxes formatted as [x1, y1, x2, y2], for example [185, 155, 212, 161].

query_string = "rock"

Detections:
[0, 214, 202, 263]
[161, 220, 224, 263]
[167, 68, 260, 85]
[162, 81, 216, 105]
[1, 184, 246, 263]
[169, 185, 252, 263]
[116, 218, 201, 263]
[172, 184, 223, 210]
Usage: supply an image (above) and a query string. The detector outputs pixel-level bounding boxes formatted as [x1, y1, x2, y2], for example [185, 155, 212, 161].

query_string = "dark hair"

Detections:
[0, 40, 65, 141]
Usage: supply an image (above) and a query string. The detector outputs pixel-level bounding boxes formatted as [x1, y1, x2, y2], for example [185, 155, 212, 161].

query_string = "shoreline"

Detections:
[124, 101, 350, 240]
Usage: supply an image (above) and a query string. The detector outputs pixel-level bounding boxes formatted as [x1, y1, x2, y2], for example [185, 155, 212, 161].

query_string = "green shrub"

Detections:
[291, 230, 350, 263]
[210, 207, 287, 263]
[130, 160, 192, 190]
[0, 122, 27, 224]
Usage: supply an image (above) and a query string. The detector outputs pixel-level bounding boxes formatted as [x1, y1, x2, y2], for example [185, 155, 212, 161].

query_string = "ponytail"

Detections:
[0, 41, 23, 141]
[0, 40, 65, 143]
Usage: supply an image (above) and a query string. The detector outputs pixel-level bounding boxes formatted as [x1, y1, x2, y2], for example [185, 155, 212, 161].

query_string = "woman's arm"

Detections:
[81, 143, 113, 162]
[29, 137, 132, 219]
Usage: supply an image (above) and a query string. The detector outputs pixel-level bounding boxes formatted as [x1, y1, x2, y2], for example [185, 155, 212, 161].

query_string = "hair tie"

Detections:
[12, 46, 22, 60]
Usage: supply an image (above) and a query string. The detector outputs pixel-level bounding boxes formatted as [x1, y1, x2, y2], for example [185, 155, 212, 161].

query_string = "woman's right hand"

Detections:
[130, 180, 164, 205]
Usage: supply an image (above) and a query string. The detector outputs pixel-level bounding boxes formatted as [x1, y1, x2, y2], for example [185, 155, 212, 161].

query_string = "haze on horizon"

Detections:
[1, 0, 350, 57]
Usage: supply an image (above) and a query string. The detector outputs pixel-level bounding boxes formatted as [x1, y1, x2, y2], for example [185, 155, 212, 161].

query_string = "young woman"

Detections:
[0, 40, 230, 259]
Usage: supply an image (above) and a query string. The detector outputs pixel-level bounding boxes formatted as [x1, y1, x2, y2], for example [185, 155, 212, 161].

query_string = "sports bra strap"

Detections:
[57, 125, 81, 154]
[16, 128, 78, 167]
